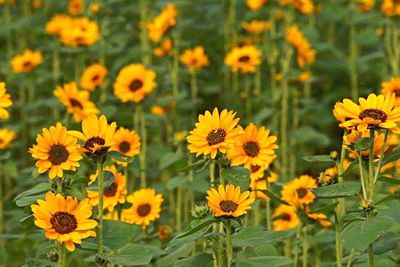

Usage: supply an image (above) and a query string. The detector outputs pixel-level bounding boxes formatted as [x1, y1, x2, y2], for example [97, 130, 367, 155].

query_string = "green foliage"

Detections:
[311, 182, 361, 198]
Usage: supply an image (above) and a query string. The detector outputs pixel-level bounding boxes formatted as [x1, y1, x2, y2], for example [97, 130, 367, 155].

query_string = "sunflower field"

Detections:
[1, 0, 400, 266]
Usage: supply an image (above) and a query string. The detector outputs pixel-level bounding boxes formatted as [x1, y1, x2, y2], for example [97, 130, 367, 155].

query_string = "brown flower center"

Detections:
[103, 182, 118, 197]
[118, 141, 131, 153]
[70, 98, 83, 109]
[49, 144, 69, 165]
[50, 211, 77, 234]
[296, 187, 308, 199]
[358, 108, 387, 122]
[137, 204, 151, 217]
[91, 74, 100, 82]
[243, 141, 260, 157]
[23, 61, 32, 69]
[219, 200, 238, 213]
[250, 165, 261, 173]
[238, 55, 250, 62]
[206, 128, 226, 146]
[281, 213, 291, 221]
[84, 136, 106, 151]
[129, 79, 143, 92]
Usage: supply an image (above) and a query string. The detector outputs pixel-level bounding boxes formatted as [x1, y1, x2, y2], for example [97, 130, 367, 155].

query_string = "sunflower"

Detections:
[87, 165, 127, 211]
[281, 175, 317, 208]
[180, 46, 209, 73]
[227, 123, 278, 169]
[89, 3, 100, 14]
[113, 64, 157, 103]
[246, 164, 265, 180]
[358, 0, 375, 12]
[0, 129, 16, 150]
[68, 0, 84, 15]
[246, 0, 267, 10]
[29, 123, 83, 179]
[250, 178, 268, 200]
[242, 20, 271, 35]
[333, 93, 400, 133]
[31, 192, 97, 251]
[60, 17, 99, 47]
[381, 77, 400, 105]
[111, 127, 141, 165]
[157, 225, 172, 241]
[207, 184, 255, 217]
[286, 25, 316, 68]
[0, 82, 12, 120]
[292, 0, 315, 15]
[45, 14, 73, 36]
[187, 108, 241, 159]
[345, 129, 389, 159]
[122, 188, 164, 229]
[224, 45, 262, 73]
[11, 49, 43, 73]
[382, 0, 400, 16]
[146, 3, 177, 43]
[307, 212, 332, 228]
[153, 38, 173, 57]
[80, 63, 107, 91]
[298, 71, 312, 82]
[272, 204, 300, 231]
[69, 114, 117, 156]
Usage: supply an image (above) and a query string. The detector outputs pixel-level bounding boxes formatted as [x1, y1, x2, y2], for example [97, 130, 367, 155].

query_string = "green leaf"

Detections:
[354, 137, 373, 151]
[167, 175, 189, 190]
[381, 148, 400, 166]
[173, 253, 213, 267]
[178, 158, 209, 172]
[106, 244, 153, 265]
[311, 182, 360, 198]
[157, 244, 193, 267]
[237, 256, 292, 267]
[108, 150, 133, 163]
[340, 216, 396, 251]
[221, 167, 250, 191]
[159, 150, 183, 169]
[13, 183, 51, 207]
[175, 219, 217, 239]
[232, 226, 294, 248]
[378, 176, 400, 185]
[86, 170, 114, 191]
[264, 190, 289, 205]
[302, 155, 334, 163]
[102, 220, 143, 250]
[339, 160, 357, 178]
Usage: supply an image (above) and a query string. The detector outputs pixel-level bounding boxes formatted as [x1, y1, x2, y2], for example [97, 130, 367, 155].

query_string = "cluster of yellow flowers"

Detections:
[147, 3, 177, 43]
[0, 82, 16, 150]
[381, 0, 400, 16]
[281, 0, 315, 15]
[286, 25, 316, 68]
[46, 14, 100, 47]
[11, 49, 43, 73]
[28, 114, 164, 251]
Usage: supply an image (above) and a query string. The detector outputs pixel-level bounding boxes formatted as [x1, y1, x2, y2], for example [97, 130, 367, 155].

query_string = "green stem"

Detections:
[254, 66, 261, 96]
[373, 130, 388, 185]
[139, 107, 147, 188]
[0, 163, 4, 267]
[294, 225, 301, 267]
[139, 0, 151, 65]
[244, 75, 251, 121]
[357, 153, 368, 200]
[346, 248, 355, 267]
[96, 161, 104, 258]
[253, 200, 260, 226]
[176, 187, 182, 232]
[225, 220, 233, 267]
[348, 5, 358, 101]
[368, 129, 375, 203]
[266, 197, 271, 230]
[3, 2, 13, 58]
[302, 225, 308, 267]
[172, 32, 179, 97]
[289, 89, 299, 178]
[58, 243, 65, 267]
[190, 71, 198, 104]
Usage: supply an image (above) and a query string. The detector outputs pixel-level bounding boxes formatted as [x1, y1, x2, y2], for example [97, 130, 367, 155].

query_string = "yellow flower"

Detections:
[29, 123, 83, 179]
[32, 0, 41, 9]
[45, 14, 73, 36]
[68, 0, 84, 15]
[60, 17, 99, 47]
[187, 108, 240, 159]
[382, 0, 400, 16]
[246, 164, 265, 180]
[180, 46, 209, 73]
[174, 131, 187, 142]
[250, 178, 268, 200]
[150, 102, 176, 116]
[147, 3, 177, 43]
[272, 204, 300, 231]
[207, 184, 255, 217]
[111, 127, 141, 165]
[286, 25, 316, 68]
[54, 82, 99, 122]
[227, 123, 278, 169]
[0, 82, 12, 120]
[153, 38, 173, 57]
[292, 0, 315, 15]
[358, 0, 375, 12]
[157, 225, 172, 241]
[0, 129, 16, 150]
[31, 192, 97, 252]
[381, 77, 400, 106]
[69, 114, 117, 156]
[224, 45, 262, 73]
[122, 188, 164, 229]
[87, 165, 127, 211]
[113, 64, 157, 103]
[242, 20, 271, 35]
[11, 49, 43, 73]
[90, 3, 100, 14]
[333, 93, 400, 133]
[345, 129, 388, 159]
[298, 71, 312, 82]
[281, 175, 317, 208]
[80, 63, 107, 92]
[246, 0, 267, 10]
[307, 212, 332, 228]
